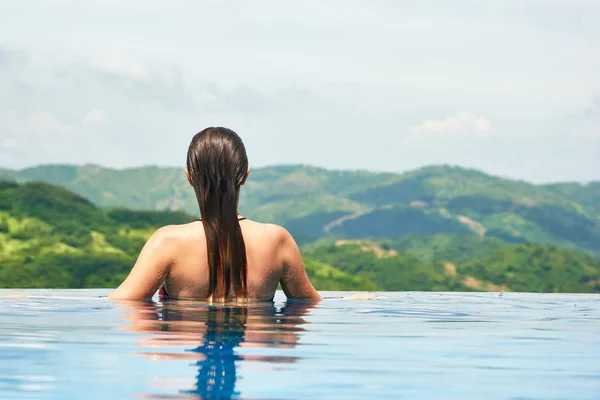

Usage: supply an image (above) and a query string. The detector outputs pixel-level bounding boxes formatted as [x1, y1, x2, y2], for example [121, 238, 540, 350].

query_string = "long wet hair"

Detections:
[186, 127, 248, 300]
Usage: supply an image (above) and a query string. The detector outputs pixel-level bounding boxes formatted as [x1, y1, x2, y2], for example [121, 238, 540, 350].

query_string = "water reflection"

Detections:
[120, 299, 316, 399]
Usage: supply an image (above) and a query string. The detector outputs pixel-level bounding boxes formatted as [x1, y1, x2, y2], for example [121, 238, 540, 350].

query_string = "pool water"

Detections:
[0, 290, 599, 399]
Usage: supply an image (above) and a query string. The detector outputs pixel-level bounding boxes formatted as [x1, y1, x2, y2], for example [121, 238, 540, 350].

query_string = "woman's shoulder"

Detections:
[153, 219, 297, 247]
[149, 221, 205, 243]
[248, 223, 301, 254]
[243, 220, 293, 241]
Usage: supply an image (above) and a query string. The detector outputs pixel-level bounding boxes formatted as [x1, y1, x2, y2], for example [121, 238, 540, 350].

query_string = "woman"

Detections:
[109, 127, 321, 302]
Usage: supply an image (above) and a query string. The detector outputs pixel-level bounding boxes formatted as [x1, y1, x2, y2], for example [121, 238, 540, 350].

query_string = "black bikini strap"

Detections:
[196, 217, 246, 222]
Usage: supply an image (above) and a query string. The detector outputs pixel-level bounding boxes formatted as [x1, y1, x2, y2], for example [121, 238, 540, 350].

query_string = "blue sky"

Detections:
[0, 0, 598, 183]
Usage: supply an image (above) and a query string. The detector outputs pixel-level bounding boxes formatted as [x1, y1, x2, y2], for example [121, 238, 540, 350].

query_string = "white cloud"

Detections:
[564, 94, 600, 138]
[28, 112, 72, 134]
[1, 137, 17, 148]
[573, 127, 600, 138]
[409, 112, 492, 134]
[91, 55, 148, 80]
[82, 109, 107, 126]
[0, 153, 13, 164]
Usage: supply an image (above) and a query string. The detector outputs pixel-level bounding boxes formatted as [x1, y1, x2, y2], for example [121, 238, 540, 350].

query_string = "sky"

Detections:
[0, 0, 598, 183]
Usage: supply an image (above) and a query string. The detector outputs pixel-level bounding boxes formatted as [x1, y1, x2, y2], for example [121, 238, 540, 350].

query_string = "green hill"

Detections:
[1, 180, 598, 293]
[459, 244, 600, 293]
[304, 240, 467, 292]
[546, 182, 600, 215]
[0, 181, 375, 291]
[304, 240, 600, 293]
[386, 233, 509, 264]
[1, 163, 599, 258]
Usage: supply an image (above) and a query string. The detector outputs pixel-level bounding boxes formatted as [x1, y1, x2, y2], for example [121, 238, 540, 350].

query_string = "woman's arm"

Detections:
[108, 227, 174, 300]
[278, 227, 322, 301]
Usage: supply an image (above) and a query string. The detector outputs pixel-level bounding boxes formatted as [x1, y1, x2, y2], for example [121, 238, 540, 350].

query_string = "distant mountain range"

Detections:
[2, 164, 599, 258]
[0, 181, 376, 290]
[1, 180, 598, 293]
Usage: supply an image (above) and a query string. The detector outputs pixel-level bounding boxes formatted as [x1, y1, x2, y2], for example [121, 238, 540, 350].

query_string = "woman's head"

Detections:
[185, 127, 249, 300]
[186, 127, 249, 196]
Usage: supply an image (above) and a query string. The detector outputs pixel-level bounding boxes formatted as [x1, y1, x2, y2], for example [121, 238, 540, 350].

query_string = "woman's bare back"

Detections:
[163, 219, 287, 300]
[109, 218, 321, 301]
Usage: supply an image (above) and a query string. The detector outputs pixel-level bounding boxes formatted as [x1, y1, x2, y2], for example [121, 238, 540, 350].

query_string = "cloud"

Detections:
[0, 46, 28, 71]
[62, 57, 198, 112]
[1, 138, 17, 149]
[82, 109, 107, 125]
[409, 112, 492, 134]
[0, 1, 598, 181]
[28, 112, 72, 134]
[580, 94, 600, 119]
[199, 83, 313, 115]
[90, 55, 149, 80]
[76, 56, 310, 115]
[564, 94, 600, 138]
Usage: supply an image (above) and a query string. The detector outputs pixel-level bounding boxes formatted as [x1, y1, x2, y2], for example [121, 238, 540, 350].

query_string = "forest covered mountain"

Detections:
[1, 164, 599, 258]
[0, 181, 377, 290]
[1, 161, 600, 292]
[0, 180, 598, 292]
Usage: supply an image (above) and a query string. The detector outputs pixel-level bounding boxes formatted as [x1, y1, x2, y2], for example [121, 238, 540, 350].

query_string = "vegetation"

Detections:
[0, 162, 599, 294]
[386, 233, 508, 264]
[546, 182, 600, 215]
[302, 258, 380, 291]
[304, 240, 600, 293]
[304, 241, 467, 291]
[1, 164, 598, 258]
[459, 244, 600, 293]
[0, 181, 377, 291]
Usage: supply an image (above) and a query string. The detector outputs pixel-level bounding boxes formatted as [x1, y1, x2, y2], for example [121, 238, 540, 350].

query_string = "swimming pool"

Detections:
[0, 290, 598, 399]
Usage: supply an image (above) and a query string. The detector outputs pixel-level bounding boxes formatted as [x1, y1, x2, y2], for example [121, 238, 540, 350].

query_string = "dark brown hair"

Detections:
[186, 127, 248, 300]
